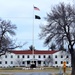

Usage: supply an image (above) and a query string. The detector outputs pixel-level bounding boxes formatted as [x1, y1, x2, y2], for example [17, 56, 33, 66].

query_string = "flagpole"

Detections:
[32, 5, 34, 64]
[31, 5, 40, 67]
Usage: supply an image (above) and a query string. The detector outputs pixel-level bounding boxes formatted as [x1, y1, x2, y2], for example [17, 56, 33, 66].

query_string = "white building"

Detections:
[0, 50, 71, 67]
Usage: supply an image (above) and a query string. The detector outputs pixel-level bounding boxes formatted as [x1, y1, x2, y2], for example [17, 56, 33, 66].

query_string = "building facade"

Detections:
[0, 50, 71, 67]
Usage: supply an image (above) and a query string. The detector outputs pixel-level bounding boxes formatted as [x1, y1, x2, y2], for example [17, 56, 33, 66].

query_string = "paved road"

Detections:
[0, 70, 71, 75]
[0, 72, 52, 75]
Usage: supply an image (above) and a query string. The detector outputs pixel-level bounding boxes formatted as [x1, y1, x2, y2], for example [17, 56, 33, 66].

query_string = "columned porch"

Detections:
[25, 59, 44, 67]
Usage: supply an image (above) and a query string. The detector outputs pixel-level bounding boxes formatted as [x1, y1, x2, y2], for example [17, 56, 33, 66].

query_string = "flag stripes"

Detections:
[34, 6, 40, 11]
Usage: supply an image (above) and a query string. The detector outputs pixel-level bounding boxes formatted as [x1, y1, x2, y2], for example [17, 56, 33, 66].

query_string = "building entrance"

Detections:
[30, 61, 36, 68]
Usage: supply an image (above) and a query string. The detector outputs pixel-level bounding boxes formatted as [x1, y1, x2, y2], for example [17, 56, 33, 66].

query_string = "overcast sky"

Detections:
[0, 0, 73, 50]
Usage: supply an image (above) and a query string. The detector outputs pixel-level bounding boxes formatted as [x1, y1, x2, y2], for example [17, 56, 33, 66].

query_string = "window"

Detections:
[17, 55, 19, 58]
[61, 61, 63, 64]
[55, 55, 57, 58]
[0, 61, 2, 64]
[27, 61, 30, 64]
[22, 55, 24, 58]
[43, 55, 46, 58]
[43, 61, 45, 64]
[61, 55, 63, 58]
[22, 61, 25, 64]
[66, 55, 69, 58]
[38, 55, 41, 58]
[5, 55, 7, 58]
[27, 55, 29, 58]
[5, 61, 7, 64]
[11, 61, 13, 64]
[38, 61, 41, 64]
[33, 55, 35, 58]
[66, 61, 69, 64]
[48, 55, 50, 58]
[11, 55, 13, 58]
[55, 61, 57, 64]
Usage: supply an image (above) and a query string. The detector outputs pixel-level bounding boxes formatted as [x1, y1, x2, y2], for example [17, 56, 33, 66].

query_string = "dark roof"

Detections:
[11, 50, 59, 54]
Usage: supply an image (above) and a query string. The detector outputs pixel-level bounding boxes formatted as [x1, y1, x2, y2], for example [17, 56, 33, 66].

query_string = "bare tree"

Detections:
[48, 43, 56, 50]
[15, 58, 23, 67]
[44, 55, 54, 66]
[29, 45, 35, 50]
[59, 45, 66, 51]
[0, 19, 23, 56]
[39, 3, 75, 75]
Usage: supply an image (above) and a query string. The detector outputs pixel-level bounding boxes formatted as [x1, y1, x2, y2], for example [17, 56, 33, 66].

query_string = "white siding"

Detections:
[0, 51, 71, 67]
